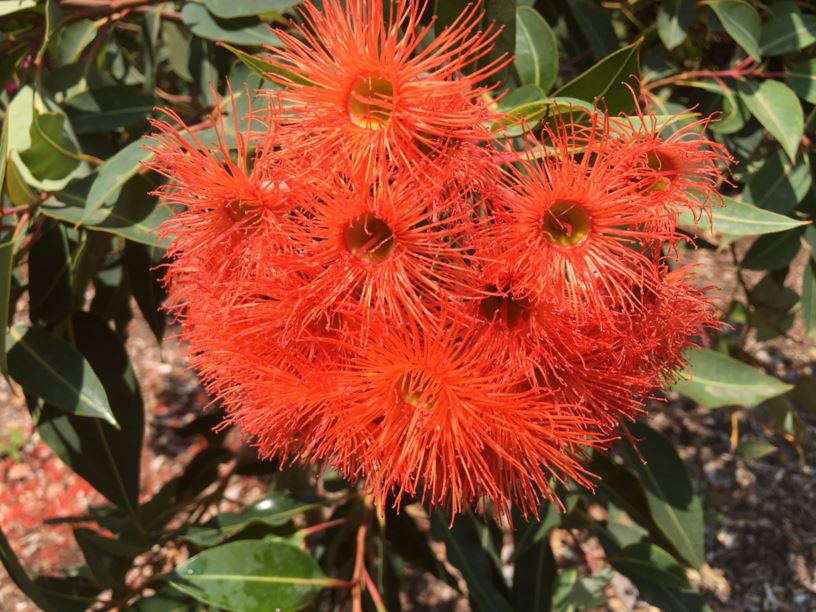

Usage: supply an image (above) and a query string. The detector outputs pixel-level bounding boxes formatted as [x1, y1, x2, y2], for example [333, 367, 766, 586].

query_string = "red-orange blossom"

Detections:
[148, 0, 729, 519]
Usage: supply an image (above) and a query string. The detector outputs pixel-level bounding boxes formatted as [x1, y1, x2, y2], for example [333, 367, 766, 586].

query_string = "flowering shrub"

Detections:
[1, 1, 813, 610]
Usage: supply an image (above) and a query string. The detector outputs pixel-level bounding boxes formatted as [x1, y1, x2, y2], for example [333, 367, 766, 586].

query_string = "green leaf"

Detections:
[681, 195, 810, 237]
[33, 312, 144, 515]
[55, 20, 100, 65]
[735, 438, 777, 459]
[0, 526, 51, 610]
[203, 0, 299, 19]
[0, 0, 37, 16]
[169, 540, 331, 612]
[124, 242, 166, 344]
[182, 493, 328, 547]
[431, 511, 512, 612]
[42, 174, 172, 249]
[84, 138, 155, 218]
[672, 347, 793, 408]
[7, 325, 117, 426]
[759, 11, 816, 56]
[567, 0, 618, 60]
[181, 3, 282, 47]
[705, 0, 762, 60]
[0, 235, 13, 376]
[609, 542, 689, 589]
[636, 582, 708, 612]
[657, 0, 695, 50]
[64, 86, 154, 134]
[19, 112, 81, 182]
[622, 422, 705, 569]
[738, 79, 803, 161]
[0, 106, 9, 200]
[788, 59, 816, 104]
[493, 96, 593, 137]
[515, 7, 558, 92]
[742, 149, 811, 214]
[552, 567, 613, 609]
[802, 258, 816, 336]
[740, 227, 805, 270]
[130, 585, 199, 612]
[512, 530, 556, 611]
[553, 38, 641, 114]
[219, 42, 306, 85]
[709, 85, 750, 134]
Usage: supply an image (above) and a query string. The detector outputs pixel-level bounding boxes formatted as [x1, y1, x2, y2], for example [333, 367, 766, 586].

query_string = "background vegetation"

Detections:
[0, 0, 814, 609]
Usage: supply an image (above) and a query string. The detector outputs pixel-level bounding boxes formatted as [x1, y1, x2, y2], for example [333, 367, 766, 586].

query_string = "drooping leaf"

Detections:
[181, 3, 282, 47]
[181, 493, 329, 547]
[672, 347, 793, 408]
[169, 540, 331, 612]
[705, 0, 762, 60]
[431, 511, 512, 612]
[553, 38, 641, 114]
[202, 0, 300, 19]
[742, 150, 811, 214]
[759, 10, 816, 56]
[622, 422, 705, 569]
[740, 227, 805, 270]
[738, 79, 803, 161]
[42, 174, 172, 249]
[7, 325, 116, 425]
[64, 86, 155, 134]
[680, 195, 809, 237]
[19, 112, 81, 182]
[788, 58, 816, 104]
[84, 137, 155, 217]
[515, 7, 558, 92]
[802, 258, 816, 336]
[657, 0, 695, 50]
[124, 242, 167, 344]
[33, 313, 144, 515]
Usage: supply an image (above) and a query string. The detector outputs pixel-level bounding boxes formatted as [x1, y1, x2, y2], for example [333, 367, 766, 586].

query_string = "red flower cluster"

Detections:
[149, 0, 729, 518]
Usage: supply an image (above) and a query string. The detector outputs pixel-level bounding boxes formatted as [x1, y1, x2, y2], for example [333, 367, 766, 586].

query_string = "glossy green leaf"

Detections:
[636, 582, 708, 612]
[0, 0, 37, 15]
[553, 38, 641, 114]
[609, 542, 689, 589]
[622, 422, 705, 569]
[124, 242, 166, 344]
[219, 42, 306, 85]
[512, 524, 556, 611]
[431, 511, 512, 612]
[515, 7, 558, 92]
[64, 87, 154, 134]
[672, 348, 793, 408]
[759, 11, 816, 56]
[705, 0, 762, 60]
[7, 325, 116, 426]
[169, 540, 331, 612]
[130, 586, 199, 612]
[56, 20, 100, 65]
[5, 159, 38, 206]
[742, 150, 811, 214]
[27, 223, 73, 325]
[492, 96, 593, 137]
[802, 258, 816, 336]
[788, 59, 816, 104]
[735, 438, 778, 460]
[203, 0, 299, 18]
[19, 112, 81, 182]
[0, 235, 13, 375]
[33, 313, 144, 515]
[181, 3, 282, 46]
[681, 195, 809, 237]
[657, 0, 695, 50]
[567, 0, 618, 59]
[42, 174, 172, 249]
[738, 79, 803, 161]
[84, 138, 155, 218]
[182, 493, 328, 547]
[740, 227, 805, 270]
[709, 85, 750, 134]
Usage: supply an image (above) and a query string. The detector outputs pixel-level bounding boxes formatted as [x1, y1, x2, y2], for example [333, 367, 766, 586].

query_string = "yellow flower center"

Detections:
[347, 73, 394, 130]
[396, 373, 435, 410]
[343, 214, 395, 263]
[542, 200, 590, 248]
